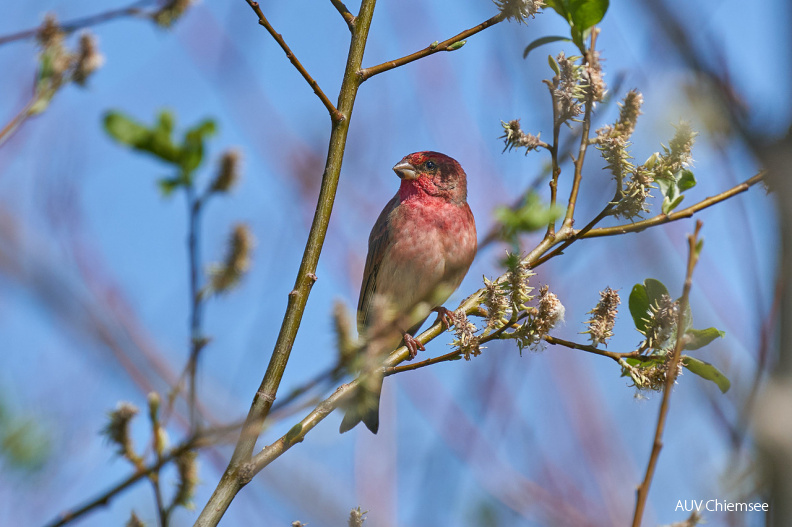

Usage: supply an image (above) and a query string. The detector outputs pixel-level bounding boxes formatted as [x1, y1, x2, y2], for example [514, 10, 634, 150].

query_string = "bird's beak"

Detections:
[392, 161, 418, 180]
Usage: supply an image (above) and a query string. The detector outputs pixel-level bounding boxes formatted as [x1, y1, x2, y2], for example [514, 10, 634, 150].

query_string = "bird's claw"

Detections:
[403, 334, 425, 360]
[433, 306, 454, 328]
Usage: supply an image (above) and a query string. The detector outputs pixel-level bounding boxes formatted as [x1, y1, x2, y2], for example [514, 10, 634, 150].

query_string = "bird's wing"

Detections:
[357, 194, 399, 331]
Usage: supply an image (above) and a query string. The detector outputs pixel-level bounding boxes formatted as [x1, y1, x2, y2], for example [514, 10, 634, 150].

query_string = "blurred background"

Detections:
[0, 0, 789, 526]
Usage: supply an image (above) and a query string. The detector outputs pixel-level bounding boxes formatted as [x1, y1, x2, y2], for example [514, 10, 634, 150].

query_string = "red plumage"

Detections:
[340, 151, 477, 434]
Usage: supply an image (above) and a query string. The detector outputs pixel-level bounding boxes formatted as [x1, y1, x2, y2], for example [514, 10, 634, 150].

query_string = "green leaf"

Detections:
[544, 0, 571, 22]
[548, 54, 561, 76]
[569, 0, 609, 32]
[103, 111, 182, 164]
[662, 194, 684, 214]
[656, 177, 675, 200]
[104, 112, 150, 147]
[644, 278, 670, 306]
[682, 356, 730, 393]
[447, 40, 466, 51]
[628, 284, 650, 334]
[683, 327, 725, 350]
[179, 118, 217, 173]
[678, 169, 696, 191]
[157, 176, 185, 197]
[496, 191, 564, 242]
[629, 279, 670, 334]
[523, 36, 571, 59]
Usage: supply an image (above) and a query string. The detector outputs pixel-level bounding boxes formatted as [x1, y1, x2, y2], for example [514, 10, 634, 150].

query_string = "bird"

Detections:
[339, 151, 477, 434]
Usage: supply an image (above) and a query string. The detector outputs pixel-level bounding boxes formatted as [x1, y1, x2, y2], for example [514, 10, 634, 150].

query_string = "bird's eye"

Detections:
[425, 161, 436, 170]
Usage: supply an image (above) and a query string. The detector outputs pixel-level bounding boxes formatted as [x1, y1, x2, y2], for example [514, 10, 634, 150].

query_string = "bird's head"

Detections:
[393, 151, 467, 204]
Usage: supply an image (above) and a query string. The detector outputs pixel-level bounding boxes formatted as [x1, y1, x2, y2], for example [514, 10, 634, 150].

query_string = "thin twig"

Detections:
[0, 97, 36, 147]
[544, 72, 563, 239]
[41, 428, 224, 527]
[532, 171, 764, 268]
[329, 0, 356, 32]
[562, 30, 599, 230]
[186, 186, 206, 430]
[358, 12, 506, 81]
[631, 220, 703, 527]
[584, 172, 764, 238]
[0, 0, 154, 46]
[244, 1, 344, 123]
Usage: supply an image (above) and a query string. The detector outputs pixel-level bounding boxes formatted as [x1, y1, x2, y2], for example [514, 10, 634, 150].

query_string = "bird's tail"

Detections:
[339, 370, 383, 434]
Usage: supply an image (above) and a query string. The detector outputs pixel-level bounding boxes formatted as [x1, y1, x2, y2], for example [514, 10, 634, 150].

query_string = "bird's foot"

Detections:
[432, 306, 455, 328]
[403, 334, 425, 360]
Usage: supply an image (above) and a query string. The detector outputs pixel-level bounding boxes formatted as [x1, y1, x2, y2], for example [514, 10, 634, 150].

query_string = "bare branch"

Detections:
[330, 0, 356, 32]
[631, 220, 703, 527]
[358, 12, 506, 81]
[583, 171, 765, 239]
[244, 1, 344, 123]
[0, 1, 154, 46]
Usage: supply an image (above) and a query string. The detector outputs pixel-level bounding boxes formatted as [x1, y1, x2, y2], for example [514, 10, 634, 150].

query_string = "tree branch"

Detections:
[41, 429, 223, 527]
[244, 1, 344, 123]
[329, 0, 356, 32]
[358, 12, 506, 81]
[0, 0, 155, 46]
[631, 220, 703, 527]
[193, 2, 378, 524]
[583, 172, 765, 238]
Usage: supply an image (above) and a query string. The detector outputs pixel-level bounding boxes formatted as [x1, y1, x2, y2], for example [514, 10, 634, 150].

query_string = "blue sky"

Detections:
[0, 1, 788, 526]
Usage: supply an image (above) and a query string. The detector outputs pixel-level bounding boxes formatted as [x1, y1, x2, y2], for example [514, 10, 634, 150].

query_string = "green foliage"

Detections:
[523, 36, 571, 59]
[628, 278, 669, 335]
[657, 169, 697, 214]
[544, 0, 609, 51]
[682, 356, 730, 393]
[496, 191, 563, 246]
[628, 278, 728, 392]
[0, 398, 51, 471]
[103, 110, 217, 195]
[683, 327, 725, 350]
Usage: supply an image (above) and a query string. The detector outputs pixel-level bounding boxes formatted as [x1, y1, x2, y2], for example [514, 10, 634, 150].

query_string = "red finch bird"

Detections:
[340, 151, 477, 434]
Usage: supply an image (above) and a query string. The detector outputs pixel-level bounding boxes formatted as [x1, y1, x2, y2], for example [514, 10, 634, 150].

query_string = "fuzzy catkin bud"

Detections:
[36, 14, 63, 49]
[643, 294, 678, 349]
[72, 32, 104, 86]
[451, 310, 481, 360]
[208, 224, 254, 294]
[616, 90, 643, 138]
[584, 287, 620, 347]
[500, 120, 544, 154]
[153, 0, 195, 27]
[584, 50, 606, 102]
[533, 285, 564, 336]
[211, 149, 241, 193]
[173, 450, 198, 509]
[333, 301, 357, 368]
[126, 512, 145, 527]
[349, 507, 367, 527]
[483, 276, 509, 328]
[493, 0, 544, 23]
[103, 402, 139, 462]
[508, 260, 534, 309]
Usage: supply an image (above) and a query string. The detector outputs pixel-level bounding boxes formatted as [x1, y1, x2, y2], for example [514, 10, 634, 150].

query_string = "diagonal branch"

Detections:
[358, 12, 506, 81]
[0, 0, 155, 46]
[631, 220, 703, 527]
[531, 171, 765, 269]
[583, 171, 765, 239]
[330, 0, 356, 32]
[244, 1, 344, 123]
